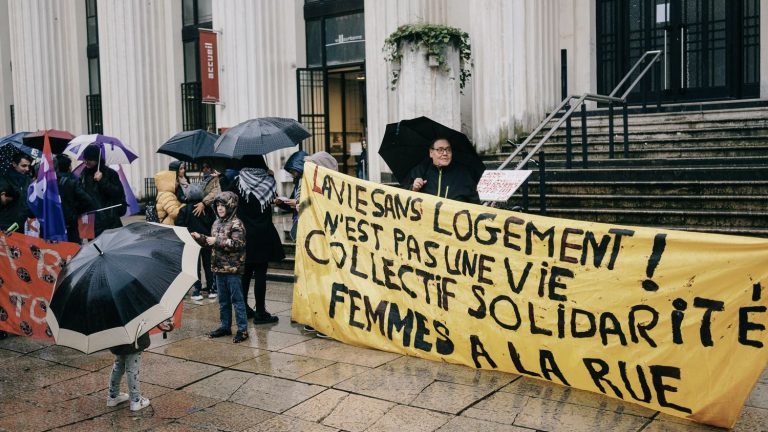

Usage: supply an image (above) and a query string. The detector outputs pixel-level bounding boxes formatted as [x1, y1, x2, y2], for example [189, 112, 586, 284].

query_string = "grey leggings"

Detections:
[109, 352, 142, 402]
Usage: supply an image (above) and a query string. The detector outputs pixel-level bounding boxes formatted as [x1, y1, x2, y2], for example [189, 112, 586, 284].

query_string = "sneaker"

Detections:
[208, 292, 218, 299]
[245, 307, 256, 319]
[303, 325, 316, 333]
[130, 396, 151, 412]
[253, 312, 279, 325]
[208, 328, 232, 338]
[233, 331, 249, 343]
[190, 294, 203, 301]
[317, 332, 332, 339]
[106, 392, 130, 407]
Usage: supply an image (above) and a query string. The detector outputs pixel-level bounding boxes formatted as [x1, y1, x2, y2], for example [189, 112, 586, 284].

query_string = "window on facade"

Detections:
[324, 13, 365, 66]
[86, 0, 98, 45]
[307, 20, 322, 67]
[88, 58, 101, 95]
[180, 0, 215, 132]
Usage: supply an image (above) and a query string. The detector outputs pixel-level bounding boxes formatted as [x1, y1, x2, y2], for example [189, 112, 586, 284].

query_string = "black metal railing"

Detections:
[86, 94, 103, 134]
[181, 81, 216, 132]
[496, 50, 662, 213]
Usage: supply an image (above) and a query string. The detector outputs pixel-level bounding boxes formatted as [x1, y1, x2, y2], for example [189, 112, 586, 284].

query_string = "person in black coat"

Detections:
[0, 152, 33, 232]
[228, 155, 285, 323]
[79, 144, 126, 237]
[406, 137, 480, 204]
[55, 155, 97, 243]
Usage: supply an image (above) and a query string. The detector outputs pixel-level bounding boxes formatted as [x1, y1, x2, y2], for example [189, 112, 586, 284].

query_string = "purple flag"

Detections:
[27, 134, 67, 241]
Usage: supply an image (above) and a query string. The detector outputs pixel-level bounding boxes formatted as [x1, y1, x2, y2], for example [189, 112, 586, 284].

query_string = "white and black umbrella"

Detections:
[46, 222, 199, 354]
[213, 117, 311, 159]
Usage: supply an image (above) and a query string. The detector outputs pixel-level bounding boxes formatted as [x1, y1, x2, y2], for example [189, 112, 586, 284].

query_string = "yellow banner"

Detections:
[291, 163, 768, 428]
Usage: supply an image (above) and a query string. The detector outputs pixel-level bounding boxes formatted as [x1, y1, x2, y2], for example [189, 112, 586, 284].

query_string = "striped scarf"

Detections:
[236, 168, 276, 211]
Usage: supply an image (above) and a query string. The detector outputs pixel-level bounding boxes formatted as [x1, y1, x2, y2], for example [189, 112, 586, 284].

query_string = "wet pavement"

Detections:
[1, 278, 767, 432]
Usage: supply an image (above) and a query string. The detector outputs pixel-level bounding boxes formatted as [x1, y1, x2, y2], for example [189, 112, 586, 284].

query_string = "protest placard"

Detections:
[477, 169, 532, 202]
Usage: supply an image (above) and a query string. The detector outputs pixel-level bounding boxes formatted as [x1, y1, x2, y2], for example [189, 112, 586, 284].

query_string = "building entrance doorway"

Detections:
[597, 0, 760, 102]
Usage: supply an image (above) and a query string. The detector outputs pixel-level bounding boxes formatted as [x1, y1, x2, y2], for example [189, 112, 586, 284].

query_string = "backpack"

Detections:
[145, 201, 159, 223]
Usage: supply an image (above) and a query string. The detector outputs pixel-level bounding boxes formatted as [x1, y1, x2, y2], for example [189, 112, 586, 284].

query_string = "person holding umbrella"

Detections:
[228, 155, 285, 322]
[0, 152, 33, 232]
[80, 144, 127, 236]
[55, 154, 97, 243]
[407, 137, 480, 204]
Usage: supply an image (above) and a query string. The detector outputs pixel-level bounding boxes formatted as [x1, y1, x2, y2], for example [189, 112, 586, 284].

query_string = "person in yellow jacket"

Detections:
[154, 166, 185, 225]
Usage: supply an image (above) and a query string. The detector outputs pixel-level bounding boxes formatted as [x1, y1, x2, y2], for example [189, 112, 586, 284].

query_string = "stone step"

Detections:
[541, 122, 768, 140]
[518, 165, 768, 182]
[491, 156, 768, 170]
[549, 106, 768, 127]
[523, 207, 768, 229]
[500, 135, 768, 154]
[523, 180, 768, 196]
[267, 268, 295, 283]
[516, 194, 766, 211]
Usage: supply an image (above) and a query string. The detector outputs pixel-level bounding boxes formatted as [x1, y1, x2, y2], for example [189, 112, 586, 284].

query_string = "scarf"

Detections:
[237, 167, 276, 211]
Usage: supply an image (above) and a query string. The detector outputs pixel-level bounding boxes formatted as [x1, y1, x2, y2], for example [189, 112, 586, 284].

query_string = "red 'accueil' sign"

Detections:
[199, 29, 220, 103]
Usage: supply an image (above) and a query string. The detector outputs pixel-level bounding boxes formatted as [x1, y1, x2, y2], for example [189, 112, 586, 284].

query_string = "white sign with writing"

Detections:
[477, 170, 533, 202]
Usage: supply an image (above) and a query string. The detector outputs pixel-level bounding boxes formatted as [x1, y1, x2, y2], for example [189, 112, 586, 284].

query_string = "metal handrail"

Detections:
[496, 50, 662, 172]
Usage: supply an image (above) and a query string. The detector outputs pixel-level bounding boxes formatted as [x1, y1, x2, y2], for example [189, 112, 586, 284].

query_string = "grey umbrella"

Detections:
[213, 117, 311, 159]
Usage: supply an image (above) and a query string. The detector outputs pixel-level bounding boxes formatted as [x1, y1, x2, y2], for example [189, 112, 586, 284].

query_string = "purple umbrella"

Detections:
[64, 134, 139, 165]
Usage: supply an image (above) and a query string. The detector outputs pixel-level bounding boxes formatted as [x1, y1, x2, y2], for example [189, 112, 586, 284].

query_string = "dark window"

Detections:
[324, 13, 365, 66]
[88, 58, 101, 95]
[9, 105, 14, 134]
[307, 20, 323, 67]
[85, 0, 102, 134]
[181, 0, 215, 131]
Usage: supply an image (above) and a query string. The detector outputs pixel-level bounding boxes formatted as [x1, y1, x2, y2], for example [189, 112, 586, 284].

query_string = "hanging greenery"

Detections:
[383, 23, 472, 91]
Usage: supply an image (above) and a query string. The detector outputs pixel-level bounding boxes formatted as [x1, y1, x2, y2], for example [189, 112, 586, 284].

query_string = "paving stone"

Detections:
[380, 356, 516, 389]
[297, 362, 372, 386]
[149, 389, 220, 419]
[746, 382, 768, 410]
[462, 391, 530, 425]
[500, 376, 656, 417]
[139, 352, 222, 388]
[366, 404, 452, 432]
[513, 397, 649, 432]
[438, 416, 536, 432]
[241, 414, 339, 432]
[0, 405, 76, 432]
[183, 369, 255, 400]
[280, 337, 401, 368]
[411, 380, 496, 414]
[50, 414, 171, 431]
[285, 389, 351, 422]
[0, 335, 52, 353]
[232, 351, 335, 379]
[177, 400, 276, 431]
[240, 326, 313, 351]
[229, 374, 325, 413]
[149, 336, 268, 367]
[0, 347, 23, 360]
[335, 367, 434, 404]
[319, 393, 396, 432]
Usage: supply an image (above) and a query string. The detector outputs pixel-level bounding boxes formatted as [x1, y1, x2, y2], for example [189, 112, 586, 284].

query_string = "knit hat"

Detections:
[82, 144, 102, 161]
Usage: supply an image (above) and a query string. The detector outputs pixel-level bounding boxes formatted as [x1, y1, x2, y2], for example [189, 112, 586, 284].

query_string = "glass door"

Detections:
[327, 68, 367, 177]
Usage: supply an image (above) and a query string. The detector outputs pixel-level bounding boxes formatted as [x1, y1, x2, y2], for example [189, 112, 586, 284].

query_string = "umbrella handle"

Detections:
[134, 321, 145, 349]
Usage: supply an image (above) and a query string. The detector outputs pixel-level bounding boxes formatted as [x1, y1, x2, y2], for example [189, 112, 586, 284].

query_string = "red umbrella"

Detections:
[23, 129, 76, 154]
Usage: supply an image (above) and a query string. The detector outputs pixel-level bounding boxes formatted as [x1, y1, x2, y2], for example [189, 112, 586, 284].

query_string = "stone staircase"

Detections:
[484, 106, 768, 238]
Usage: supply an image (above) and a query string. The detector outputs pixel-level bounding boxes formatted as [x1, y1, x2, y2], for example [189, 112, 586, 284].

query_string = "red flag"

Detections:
[77, 212, 95, 240]
[0, 233, 80, 338]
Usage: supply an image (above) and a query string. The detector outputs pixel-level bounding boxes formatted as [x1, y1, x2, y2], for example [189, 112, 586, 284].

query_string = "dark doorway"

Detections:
[597, 0, 760, 103]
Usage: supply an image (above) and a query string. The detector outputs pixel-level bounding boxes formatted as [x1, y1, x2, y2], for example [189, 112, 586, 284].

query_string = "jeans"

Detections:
[109, 352, 142, 402]
[216, 273, 248, 333]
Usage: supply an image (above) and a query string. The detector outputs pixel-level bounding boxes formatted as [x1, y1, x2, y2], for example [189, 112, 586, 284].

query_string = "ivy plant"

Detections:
[383, 23, 472, 91]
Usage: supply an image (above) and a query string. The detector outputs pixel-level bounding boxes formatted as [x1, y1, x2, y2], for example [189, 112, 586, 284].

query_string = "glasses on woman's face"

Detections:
[431, 146, 452, 154]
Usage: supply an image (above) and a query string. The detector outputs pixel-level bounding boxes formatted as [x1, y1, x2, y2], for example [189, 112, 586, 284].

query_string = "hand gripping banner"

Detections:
[291, 163, 768, 428]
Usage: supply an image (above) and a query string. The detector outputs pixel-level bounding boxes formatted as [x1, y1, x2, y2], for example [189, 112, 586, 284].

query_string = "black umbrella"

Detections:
[46, 222, 199, 354]
[213, 117, 310, 159]
[23, 129, 76, 154]
[157, 129, 226, 162]
[378, 116, 486, 186]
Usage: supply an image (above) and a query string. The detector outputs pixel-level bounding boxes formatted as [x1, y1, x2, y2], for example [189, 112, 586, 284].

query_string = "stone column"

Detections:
[396, 42, 461, 130]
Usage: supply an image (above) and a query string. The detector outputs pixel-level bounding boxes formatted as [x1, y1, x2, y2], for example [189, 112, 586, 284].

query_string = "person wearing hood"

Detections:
[406, 137, 480, 204]
[192, 191, 248, 343]
[154, 161, 186, 225]
[228, 155, 285, 323]
[0, 152, 33, 232]
[79, 144, 127, 236]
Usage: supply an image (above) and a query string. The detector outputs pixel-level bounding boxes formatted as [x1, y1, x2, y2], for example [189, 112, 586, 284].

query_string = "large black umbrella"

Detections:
[157, 129, 226, 162]
[46, 222, 199, 354]
[213, 117, 310, 159]
[23, 129, 76, 154]
[379, 116, 486, 186]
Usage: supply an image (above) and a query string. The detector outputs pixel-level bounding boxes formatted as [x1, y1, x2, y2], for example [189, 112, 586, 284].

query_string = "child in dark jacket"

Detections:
[107, 332, 151, 411]
[191, 191, 249, 343]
